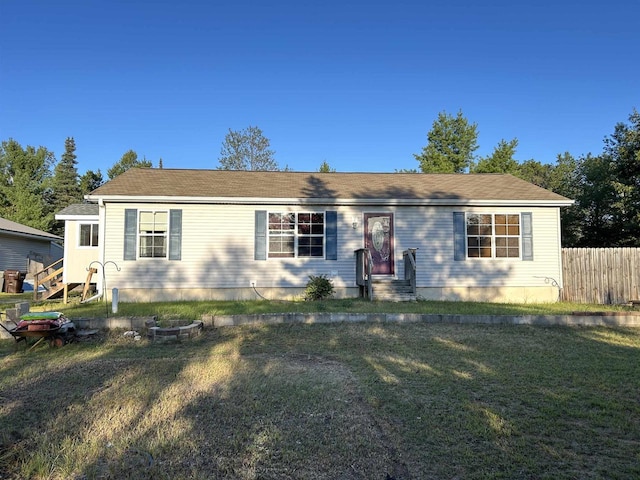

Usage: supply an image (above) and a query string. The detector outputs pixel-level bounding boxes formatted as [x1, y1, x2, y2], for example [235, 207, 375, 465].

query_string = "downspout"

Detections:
[556, 208, 564, 300]
[97, 198, 106, 296]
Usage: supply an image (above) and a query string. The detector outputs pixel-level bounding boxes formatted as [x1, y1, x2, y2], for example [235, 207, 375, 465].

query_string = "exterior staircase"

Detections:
[34, 260, 94, 303]
[372, 279, 417, 302]
[39, 280, 82, 301]
[355, 248, 418, 302]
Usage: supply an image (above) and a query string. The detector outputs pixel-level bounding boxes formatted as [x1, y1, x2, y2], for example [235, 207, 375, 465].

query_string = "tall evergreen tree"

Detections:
[52, 137, 82, 212]
[414, 110, 479, 173]
[0, 139, 54, 231]
[217, 126, 279, 171]
[471, 138, 519, 174]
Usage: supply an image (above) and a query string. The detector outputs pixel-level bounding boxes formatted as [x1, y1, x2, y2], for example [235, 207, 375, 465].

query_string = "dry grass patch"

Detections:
[1, 323, 639, 479]
[0, 343, 400, 479]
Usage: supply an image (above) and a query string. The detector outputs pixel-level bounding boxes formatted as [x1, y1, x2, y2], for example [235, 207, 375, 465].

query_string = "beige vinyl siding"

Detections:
[101, 203, 563, 294]
[62, 220, 100, 284]
[104, 204, 360, 290]
[395, 206, 562, 288]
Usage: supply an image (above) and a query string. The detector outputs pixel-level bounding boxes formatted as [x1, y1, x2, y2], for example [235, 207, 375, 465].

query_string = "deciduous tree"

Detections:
[218, 126, 279, 171]
[516, 159, 553, 188]
[80, 169, 104, 195]
[107, 150, 152, 179]
[604, 108, 640, 245]
[0, 139, 54, 231]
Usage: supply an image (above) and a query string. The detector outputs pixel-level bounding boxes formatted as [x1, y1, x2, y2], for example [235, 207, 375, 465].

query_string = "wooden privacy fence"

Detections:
[562, 248, 640, 304]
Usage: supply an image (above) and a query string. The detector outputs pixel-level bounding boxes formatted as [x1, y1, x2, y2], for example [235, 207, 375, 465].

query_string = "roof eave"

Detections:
[86, 194, 574, 207]
[0, 229, 62, 241]
[55, 214, 100, 221]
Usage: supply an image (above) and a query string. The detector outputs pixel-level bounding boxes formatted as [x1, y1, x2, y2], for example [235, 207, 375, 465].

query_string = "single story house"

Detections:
[0, 217, 62, 275]
[58, 168, 574, 303]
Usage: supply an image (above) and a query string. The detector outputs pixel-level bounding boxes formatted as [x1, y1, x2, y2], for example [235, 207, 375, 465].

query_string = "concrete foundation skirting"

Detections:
[3, 313, 638, 340]
[204, 312, 640, 328]
[73, 316, 158, 331]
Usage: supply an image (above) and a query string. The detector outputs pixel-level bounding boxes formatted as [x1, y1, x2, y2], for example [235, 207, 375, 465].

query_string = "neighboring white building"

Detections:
[59, 168, 574, 303]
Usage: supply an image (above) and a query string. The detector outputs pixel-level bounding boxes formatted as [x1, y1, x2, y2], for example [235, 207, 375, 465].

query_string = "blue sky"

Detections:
[1, 0, 638, 175]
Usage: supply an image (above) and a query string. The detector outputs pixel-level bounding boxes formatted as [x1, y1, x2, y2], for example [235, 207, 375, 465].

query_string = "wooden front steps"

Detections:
[372, 279, 417, 302]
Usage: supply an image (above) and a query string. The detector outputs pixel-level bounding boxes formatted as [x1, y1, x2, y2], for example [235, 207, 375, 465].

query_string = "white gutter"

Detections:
[54, 214, 99, 221]
[85, 195, 575, 208]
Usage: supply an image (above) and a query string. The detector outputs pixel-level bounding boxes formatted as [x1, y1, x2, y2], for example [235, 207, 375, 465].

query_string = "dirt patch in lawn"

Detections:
[0, 352, 409, 479]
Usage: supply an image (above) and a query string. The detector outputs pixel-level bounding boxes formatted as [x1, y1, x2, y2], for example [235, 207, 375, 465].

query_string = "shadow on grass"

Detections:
[0, 323, 639, 479]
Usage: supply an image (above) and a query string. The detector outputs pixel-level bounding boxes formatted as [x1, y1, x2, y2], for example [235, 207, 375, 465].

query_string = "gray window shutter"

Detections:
[522, 212, 533, 261]
[325, 211, 337, 260]
[453, 212, 466, 261]
[124, 209, 137, 261]
[169, 209, 182, 260]
[255, 210, 267, 260]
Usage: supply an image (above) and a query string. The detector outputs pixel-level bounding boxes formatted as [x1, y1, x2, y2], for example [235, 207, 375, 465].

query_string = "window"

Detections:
[79, 223, 99, 247]
[268, 212, 324, 258]
[466, 213, 520, 258]
[139, 211, 168, 258]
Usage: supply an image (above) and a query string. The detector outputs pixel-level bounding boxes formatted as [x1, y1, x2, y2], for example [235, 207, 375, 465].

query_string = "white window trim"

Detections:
[465, 212, 522, 260]
[137, 210, 169, 259]
[77, 222, 99, 249]
[267, 211, 326, 259]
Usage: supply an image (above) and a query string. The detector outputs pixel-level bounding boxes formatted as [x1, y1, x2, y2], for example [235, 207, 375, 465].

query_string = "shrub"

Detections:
[304, 274, 335, 301]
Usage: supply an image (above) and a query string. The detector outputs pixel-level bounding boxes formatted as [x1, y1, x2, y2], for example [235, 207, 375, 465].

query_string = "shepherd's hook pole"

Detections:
[88, 261, 121, 317]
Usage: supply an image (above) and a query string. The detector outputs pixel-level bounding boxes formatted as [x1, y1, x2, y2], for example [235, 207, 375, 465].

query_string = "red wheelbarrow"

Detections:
[0, 311, 76, 351]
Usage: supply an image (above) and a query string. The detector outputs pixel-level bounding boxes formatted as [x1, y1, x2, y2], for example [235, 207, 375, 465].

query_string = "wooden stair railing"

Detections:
[354, 248, 373, 300]
[33, 258, 64, 301]
[33, 261, 97, 304]
[403, 248, 418, 296]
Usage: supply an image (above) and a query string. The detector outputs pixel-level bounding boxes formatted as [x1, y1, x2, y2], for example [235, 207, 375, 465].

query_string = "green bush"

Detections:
[304, 274, 335, 301]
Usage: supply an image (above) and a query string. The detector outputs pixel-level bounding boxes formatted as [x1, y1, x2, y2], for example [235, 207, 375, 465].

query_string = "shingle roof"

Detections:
[88, 168, 572, 205]
[0, 217, 61, 240]
[56, 203, 99, 216]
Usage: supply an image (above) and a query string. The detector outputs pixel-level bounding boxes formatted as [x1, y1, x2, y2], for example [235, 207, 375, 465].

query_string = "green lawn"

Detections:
[1, 321, 639, 479]
[1, 295, 636, 324]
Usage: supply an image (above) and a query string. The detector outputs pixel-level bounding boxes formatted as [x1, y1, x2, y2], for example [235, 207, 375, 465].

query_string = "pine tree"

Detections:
[471, 138, 519, 174]
[318, 161, 335, 172]
[52, 137, 82, 212]
[414, 110, 479, 173]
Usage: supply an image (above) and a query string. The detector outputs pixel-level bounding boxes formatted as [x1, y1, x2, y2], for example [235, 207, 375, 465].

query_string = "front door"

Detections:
[364, 213, 394, 275]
